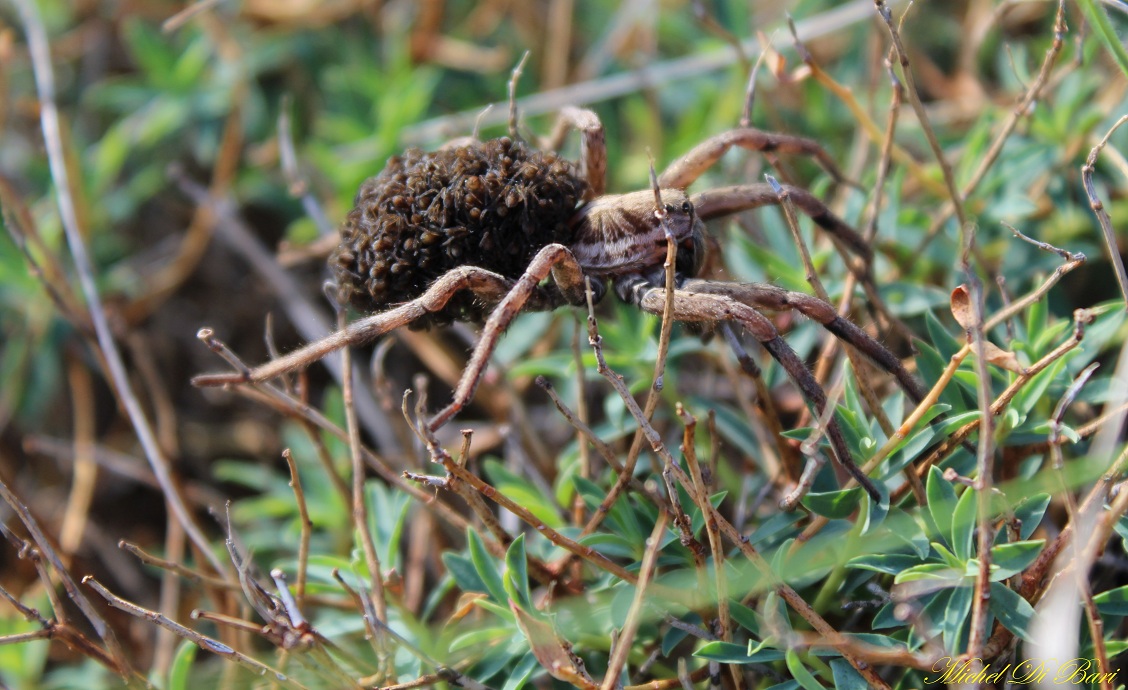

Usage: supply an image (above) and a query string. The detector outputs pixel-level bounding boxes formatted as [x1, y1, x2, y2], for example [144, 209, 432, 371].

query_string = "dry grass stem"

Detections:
[585, 289, 889, 687]
[85, 576, 306, 688]
[405, 1, 884, 144]
[11, 0, 226, 577]
[1081, 113, 1128, 307]
[282, 449, 313, 602]
[917, 0, 1068, 253]
[958, 225, 996, 668]
[340, 310, 392, 676]
[600, 510, 668, 690]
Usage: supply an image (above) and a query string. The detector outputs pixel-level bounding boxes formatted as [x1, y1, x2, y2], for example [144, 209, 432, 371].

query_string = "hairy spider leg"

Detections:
[543, 106, 607, 198]
[428, 243, 587, 431]
[678, 279, 927, 404]
[615, 274, 882, 502]
[691, 184, 872, 261]
[192, 263, 569, 388]
[657, 128, 849, 190]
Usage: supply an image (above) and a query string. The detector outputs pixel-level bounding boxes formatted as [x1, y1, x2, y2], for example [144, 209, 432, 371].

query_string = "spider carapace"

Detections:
[196, 107, 930, 501]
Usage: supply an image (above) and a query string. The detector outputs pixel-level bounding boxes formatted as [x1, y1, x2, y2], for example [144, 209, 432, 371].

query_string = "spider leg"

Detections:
[657, 128, 848, 190]
[615, 275, 881, 501]
[543, 106, 607, 198]
[691, 184, 872, 261]
[678, 279, 927, 404]
[193, 264, 564, 387]
[429, 244, 586, 430]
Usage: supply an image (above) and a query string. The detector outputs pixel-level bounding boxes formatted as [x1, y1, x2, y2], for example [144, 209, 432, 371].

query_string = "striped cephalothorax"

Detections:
[196, 105, 926, 501]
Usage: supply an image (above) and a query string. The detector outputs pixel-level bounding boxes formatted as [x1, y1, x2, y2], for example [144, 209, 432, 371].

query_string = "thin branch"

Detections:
[282, 449, 313, 603]
[9, 0, 227, 578]
[600, 510, 668, 690]
[85, 577, 308, 689]
[959, 226, 995, 668]
[0, 477, 130, 673]
[340, 309, 391, 676]
[874, 0, 969, 235]
[1081, 114, 1128, 308]
[917, 0, 1068, 253]
[584, 288, 889, 688]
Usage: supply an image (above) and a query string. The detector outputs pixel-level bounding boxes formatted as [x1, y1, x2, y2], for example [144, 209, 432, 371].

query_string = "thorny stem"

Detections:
[194, 330, 474, 533]
[507, 51, 531, 138]
[278, 96, 334, 236]
[120, 540, 234, 591]
[787, 16, 945, 198]
[571, 322, 592, 526]
[780, 376, 846, 511]
[908, 309, 1093, 489]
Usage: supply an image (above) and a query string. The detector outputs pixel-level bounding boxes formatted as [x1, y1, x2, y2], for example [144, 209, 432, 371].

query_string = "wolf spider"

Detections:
[195, 106, 927, 501]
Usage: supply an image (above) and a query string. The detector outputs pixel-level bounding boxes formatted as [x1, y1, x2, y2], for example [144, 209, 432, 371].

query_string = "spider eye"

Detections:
[681, 201, 692, 213]
[664, 203, 675, 214]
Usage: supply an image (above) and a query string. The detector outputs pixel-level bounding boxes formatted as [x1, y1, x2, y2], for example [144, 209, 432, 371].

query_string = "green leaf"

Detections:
[932, 542, 964, 570]
[1093, 584, 1128, 615]
[894, 562, 962, 585]
[926, 466, 958, 542]
[1012, 356, 1070, 418]
[167, 640, 198, 690]
[1078, 0, 1128, 77]
[986, 540, 1044, 581]
[728, 601, 761, 637]
[501, 652, 539, 690]
[951, 485, 977, 561]
[925, 310, 963, 360]
[468, 530, 506, 604]
[484, 460, 565, 530]
[890, 516, 931, 559]
[989, 583, 1035, 641]
[801, 487, 862, 519]
[366, 481, 410, 568]
[862, 487, 889, 535]
[504, 535, 532, 609]
[694, 641, 784, 664]
[1014, 494, 1051, 541]
[914, 340, 969, 410]
[847, 553, 922, 575]
[785, 649, 824, 690]
[750, 511, 804, 547]
[941, 584, 973, 654]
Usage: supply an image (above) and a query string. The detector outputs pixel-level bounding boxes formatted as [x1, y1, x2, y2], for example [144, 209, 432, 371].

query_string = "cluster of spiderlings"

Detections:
[331, 137, 588, 328]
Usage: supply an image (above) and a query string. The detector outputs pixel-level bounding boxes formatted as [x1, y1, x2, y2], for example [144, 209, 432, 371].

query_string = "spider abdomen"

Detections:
[331, 137, 587, 327]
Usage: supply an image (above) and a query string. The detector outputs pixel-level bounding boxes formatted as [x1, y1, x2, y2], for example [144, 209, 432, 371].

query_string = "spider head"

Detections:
[658, 190, 707, 278]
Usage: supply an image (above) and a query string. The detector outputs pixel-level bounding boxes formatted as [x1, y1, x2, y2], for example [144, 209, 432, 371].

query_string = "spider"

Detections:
[194, 106, 928, 501]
